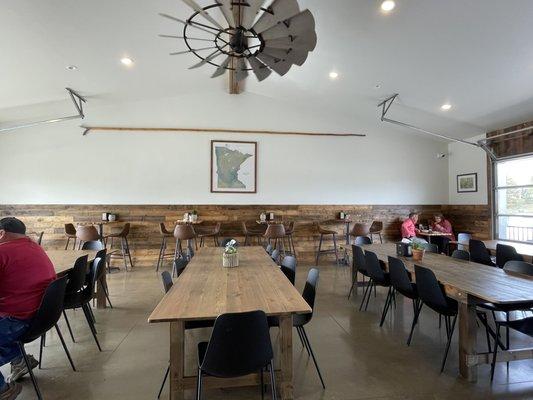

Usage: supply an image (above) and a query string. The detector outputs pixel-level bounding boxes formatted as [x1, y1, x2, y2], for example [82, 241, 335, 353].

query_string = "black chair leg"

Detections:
[38, 334, 45, 369]
[364, 281, 374, 311]
[407, 301, 423, 346]
[379, 287, 393, 327]
[301, 327, 325, 389]
[440, 314, 457, 373]
[157, 365, 170, 399]
[269, 360, 278, 400]
[63, 310, 76, 342]
[359, 279, 372, 311]
[297, 326, 310, 356]
[491, 323, 501, 381]
[196, 367, 202, 400]
[88, 306, 97, 328]
[18, 343, 43, 400]
[55, 324, 76, 371]
[82, 304, 102, 351]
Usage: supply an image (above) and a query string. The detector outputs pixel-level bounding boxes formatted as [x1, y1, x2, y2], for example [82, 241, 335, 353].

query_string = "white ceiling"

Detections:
[1, 0, 533, 137]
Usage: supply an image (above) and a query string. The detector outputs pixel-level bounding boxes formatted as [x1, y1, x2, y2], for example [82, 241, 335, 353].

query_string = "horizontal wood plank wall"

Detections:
[0, 204, 490, 266]
[487, 120, 533, 158]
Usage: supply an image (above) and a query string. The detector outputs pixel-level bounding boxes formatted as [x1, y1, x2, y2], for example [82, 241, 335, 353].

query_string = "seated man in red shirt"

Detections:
[0, 217, 56, 399]
[400, 212, 427, 243]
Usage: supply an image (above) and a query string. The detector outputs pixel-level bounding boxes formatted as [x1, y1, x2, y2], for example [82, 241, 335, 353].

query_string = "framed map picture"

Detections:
[457, 173, 478, 193]
[211, 140, 257, 193]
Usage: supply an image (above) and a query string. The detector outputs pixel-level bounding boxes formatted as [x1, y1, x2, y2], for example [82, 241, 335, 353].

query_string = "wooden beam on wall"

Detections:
[228, 2, 242, 94]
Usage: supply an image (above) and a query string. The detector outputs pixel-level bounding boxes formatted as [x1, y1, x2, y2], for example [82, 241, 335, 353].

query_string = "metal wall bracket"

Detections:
[0, 88, 87, 133]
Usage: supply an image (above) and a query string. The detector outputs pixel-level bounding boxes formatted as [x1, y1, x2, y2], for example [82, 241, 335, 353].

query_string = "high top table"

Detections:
[46, 249, 108, 308]
[148, 246, 311, 400]
[363, 243, 533, 382]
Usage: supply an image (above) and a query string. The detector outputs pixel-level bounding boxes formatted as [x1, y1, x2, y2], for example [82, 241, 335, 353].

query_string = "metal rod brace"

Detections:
[0, 88, 86, 134]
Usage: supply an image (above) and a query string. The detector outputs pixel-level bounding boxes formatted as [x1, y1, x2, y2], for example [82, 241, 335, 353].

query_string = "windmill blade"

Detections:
[159, 13, 217, 36]
[252, 0, 300, 34]
[189, 48, 223, 69]
[241, 0, 266, 29]
[235, 58, 249, 82]
[263, 31, 317, 51]
[170, 46, 217, 55]
[181, 0, 224, 29]
[260, 10, 315, 41]
[248, 56, 272, 81]
[255, 52, 293, 76]
[159, 34, 213, 42]
[262, 46, 308, 66]
[216, 0, 236, 28]
[211, 56, 232, 78]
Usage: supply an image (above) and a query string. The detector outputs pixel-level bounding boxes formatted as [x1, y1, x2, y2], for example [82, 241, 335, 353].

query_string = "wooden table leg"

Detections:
[458, 297, 477, 382]
[279, 314, 294, 400]
[170, 321, 185, 400]
[96, 270, 107, 309]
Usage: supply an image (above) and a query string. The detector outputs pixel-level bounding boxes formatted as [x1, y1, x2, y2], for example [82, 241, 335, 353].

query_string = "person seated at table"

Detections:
[430, 213, 455, 253]
[400, 212, 427, 243]
[0, 217, 56, 399]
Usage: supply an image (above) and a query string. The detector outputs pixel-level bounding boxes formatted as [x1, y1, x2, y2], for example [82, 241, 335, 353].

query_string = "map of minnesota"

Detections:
[215, 146, 252, 188]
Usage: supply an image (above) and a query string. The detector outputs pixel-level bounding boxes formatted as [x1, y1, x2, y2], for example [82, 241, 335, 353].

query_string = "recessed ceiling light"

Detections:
[375, 83, 382, 89]
[120, 57, 134, 66]
[66, 65, 77, 71]
[381, 1, 396, 12]
[441, 103, 452, 111]
[329, 71, 339, 79]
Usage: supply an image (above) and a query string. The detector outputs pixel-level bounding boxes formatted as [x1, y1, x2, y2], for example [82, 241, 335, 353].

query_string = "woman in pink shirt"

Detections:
[431, 213, 455, 253]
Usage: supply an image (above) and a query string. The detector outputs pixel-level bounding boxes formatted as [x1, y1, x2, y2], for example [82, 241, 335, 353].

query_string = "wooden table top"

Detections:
[175, 220, 204, 225]
[363, 243, 533, 305]
[148, 246, 311, 323]
[418, 231, 453, 237]
[46, 250, 98, 275]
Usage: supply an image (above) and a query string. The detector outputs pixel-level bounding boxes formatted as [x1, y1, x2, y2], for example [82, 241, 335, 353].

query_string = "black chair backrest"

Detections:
[84, 257, 103, 300]
[82, 240, 104, 251]
[173, 258, 188, 277]
[504, 260, 533, 276]
[94, 249, 107, 280]
[353, 236, 372, 245]
[200, 310, 273, 378]
[220, 238, 238, 247]
[352, 245, 367, 273]
[299, 268, 319, 325]
[421, 242, 439, 253]
[388, 256, 414, 296]
[19, 276, 68, 343]
[469, 239, 495, 266]
[65, 255, 89, 295]
[451, 249, 470, 261]
[271, 249, 280, 263]
[496, 244, 523, 267]
[364, 251, 386, 282]
[280, 256, 296, 285]
[161, 271, 173, 293]
[457, 233, 471, 250]
[414, 265, 449, 312]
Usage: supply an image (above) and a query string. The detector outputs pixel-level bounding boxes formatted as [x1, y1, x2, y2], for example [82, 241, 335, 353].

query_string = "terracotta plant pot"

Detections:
[412, 248, 425, 262]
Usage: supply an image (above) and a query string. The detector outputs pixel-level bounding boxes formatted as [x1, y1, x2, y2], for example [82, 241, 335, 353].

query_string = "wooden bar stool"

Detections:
[315, 223, 340, 266]
[156, 222, 175, 271]
[264, 223, 286, 254]
[241, 221, 264, 246]
[283, 221, 295, 255]
[369, 221, 383, 243]
[174, 224, 196, 260]
[197, 222, 221, 247]
[76, 225, 101, 250]
[64, 223, 77, 250]
[105, 223, 134, 271]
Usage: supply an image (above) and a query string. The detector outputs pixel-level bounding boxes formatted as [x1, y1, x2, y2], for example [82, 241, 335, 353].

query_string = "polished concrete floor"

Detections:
[4, 257, 533, 400]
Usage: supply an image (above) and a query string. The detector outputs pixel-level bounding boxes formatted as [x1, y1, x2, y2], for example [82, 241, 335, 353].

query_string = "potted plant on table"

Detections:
[411, 242, 425, 262]
[222, 239, 239, 268]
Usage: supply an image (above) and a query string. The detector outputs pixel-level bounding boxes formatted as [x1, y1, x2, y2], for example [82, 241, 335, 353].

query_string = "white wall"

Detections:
[448, 134, 488, 205]
[0, 92, 450, 205]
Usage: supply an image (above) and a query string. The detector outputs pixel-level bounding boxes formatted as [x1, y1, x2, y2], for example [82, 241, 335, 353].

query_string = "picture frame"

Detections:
[211, 140, 257, 193]
[457, 173, 478, 193]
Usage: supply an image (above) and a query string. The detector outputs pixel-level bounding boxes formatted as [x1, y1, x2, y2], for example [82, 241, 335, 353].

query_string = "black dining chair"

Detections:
[421, 242, 439, 254]
[16, 276, 74, 400]
[360, 251, 391, 322]
[157, 272, 215, 399]
[280, 255, 296, 285]
[469, 239, 496, 267]
[451, 249, 470, 260]
[348, 245, 369, 299]
[353, 236, 372, 246]
[413, 265, 458, 372]
[456, 232, 471, 251]
[60, 255, 89, 344]
[63, 256, 105, 351]
[496, 243, 523, 268]
[196, 310, 277, 400]
[387, 256, 420, 344]
[172, 257, 188, 278]
[271, 249, 281, 264]
[81, 240, 105, 251]
[92, 249, 112, 308]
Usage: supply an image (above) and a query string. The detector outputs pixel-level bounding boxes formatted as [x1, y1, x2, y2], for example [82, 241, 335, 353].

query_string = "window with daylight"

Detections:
[494, 155, 533, 243]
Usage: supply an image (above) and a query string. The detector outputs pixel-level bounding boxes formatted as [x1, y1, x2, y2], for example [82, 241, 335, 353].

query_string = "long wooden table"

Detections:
[363, 243, 533, 382]
[46, 249, 108, 309]
[148, 246, 311, 400]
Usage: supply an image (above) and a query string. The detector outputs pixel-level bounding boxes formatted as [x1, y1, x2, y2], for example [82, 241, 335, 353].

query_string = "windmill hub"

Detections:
[229, 28, 248, 54]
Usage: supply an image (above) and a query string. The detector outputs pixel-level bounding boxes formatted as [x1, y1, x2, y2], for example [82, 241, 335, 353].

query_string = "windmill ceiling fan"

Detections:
[159, 0, 317, 84]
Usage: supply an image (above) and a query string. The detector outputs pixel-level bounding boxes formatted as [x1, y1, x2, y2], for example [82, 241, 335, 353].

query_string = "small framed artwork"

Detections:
[457, 173, 478, 193]
[211, 140, 257, 193]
